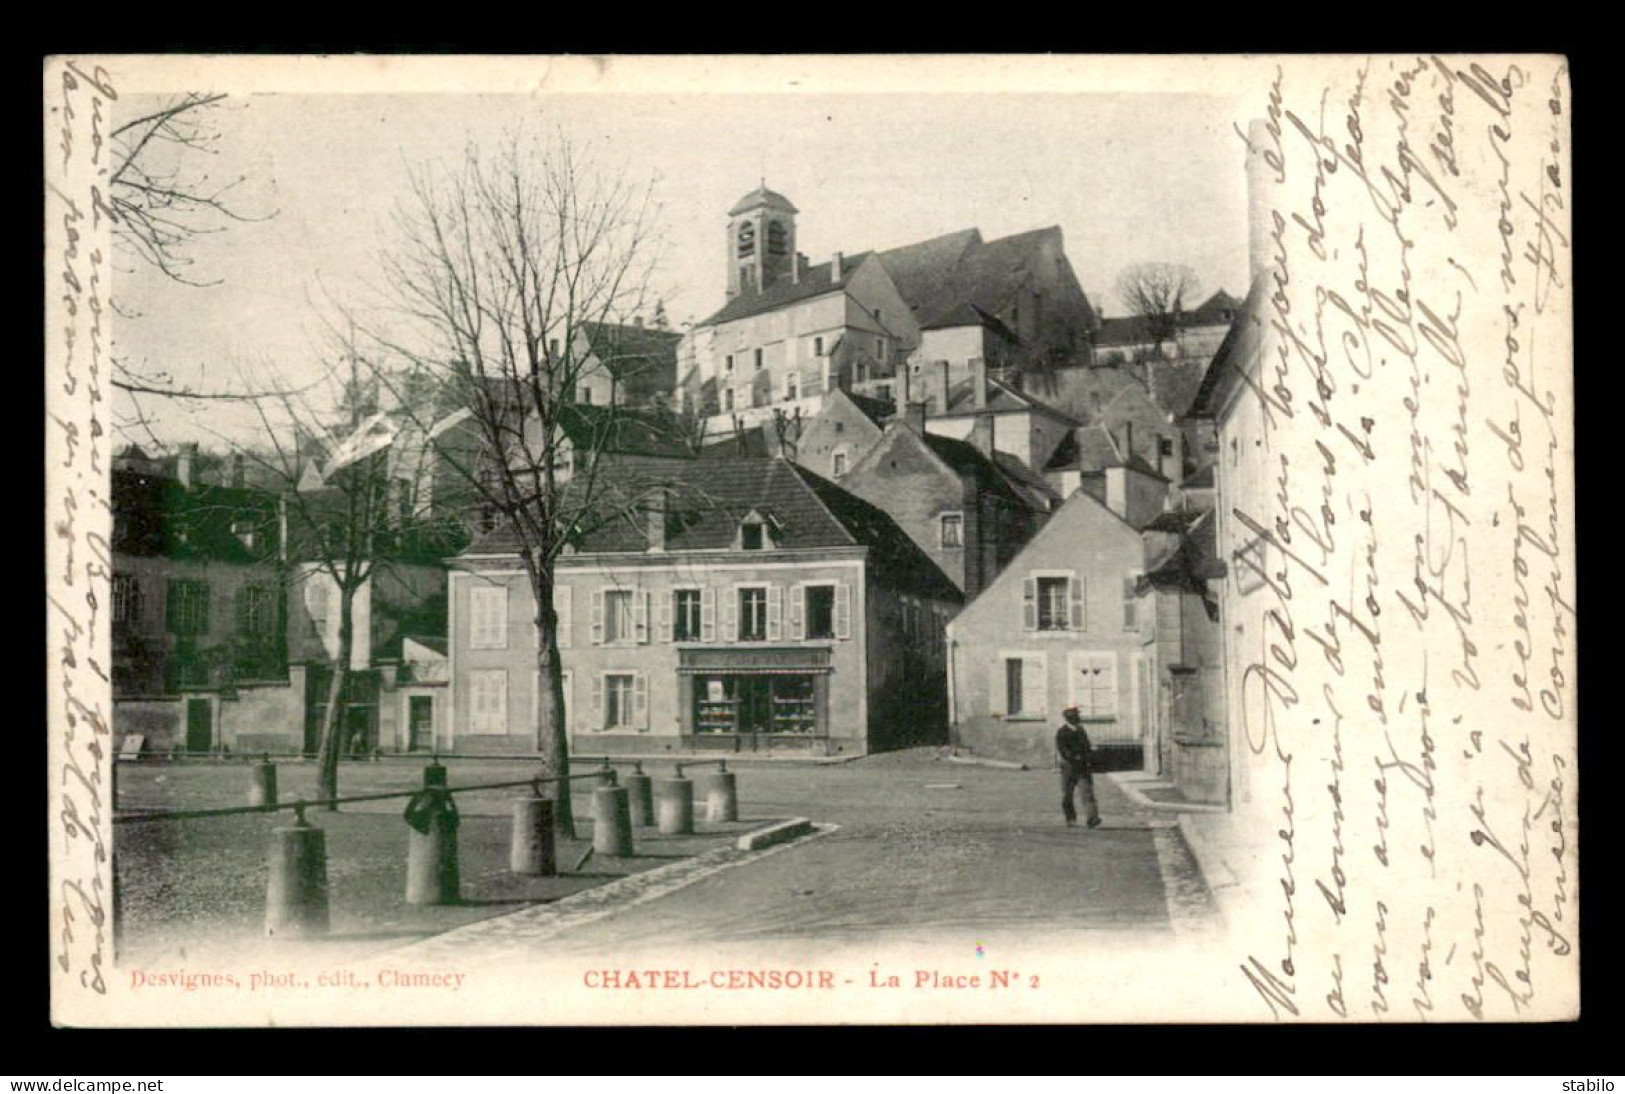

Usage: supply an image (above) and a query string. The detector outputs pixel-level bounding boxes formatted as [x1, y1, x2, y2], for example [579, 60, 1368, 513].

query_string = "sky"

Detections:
[112, 87, 1250, 449]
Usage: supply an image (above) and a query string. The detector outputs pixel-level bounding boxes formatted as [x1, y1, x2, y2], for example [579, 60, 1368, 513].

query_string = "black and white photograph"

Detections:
[45, 53, 1576, 1027]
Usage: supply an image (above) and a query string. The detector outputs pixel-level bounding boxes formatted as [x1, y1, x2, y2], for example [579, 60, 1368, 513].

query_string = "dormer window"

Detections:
[737, 508, 779, 551]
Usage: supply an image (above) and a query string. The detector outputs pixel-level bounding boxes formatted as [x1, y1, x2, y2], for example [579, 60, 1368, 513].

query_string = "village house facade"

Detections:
[447, 456, 961, 757]
[840, 406, 1046, 599]
[111, 452, 292, 754]
[945, 467, 1224, 789]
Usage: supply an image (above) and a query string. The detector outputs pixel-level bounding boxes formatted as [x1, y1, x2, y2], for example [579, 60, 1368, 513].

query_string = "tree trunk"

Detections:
[531, 568, 575, 840]
[314, 603, 354, 811]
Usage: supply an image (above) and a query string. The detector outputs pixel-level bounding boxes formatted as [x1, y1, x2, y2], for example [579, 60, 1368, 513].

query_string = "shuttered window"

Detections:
[994, 651, 1048, 718]
[166, 579, 210, 636]
[469, 585, 509, 649]
[1069, 652, 1117, 717]
[468, 670, 508, 734]
[1024, 572, 1083, 632]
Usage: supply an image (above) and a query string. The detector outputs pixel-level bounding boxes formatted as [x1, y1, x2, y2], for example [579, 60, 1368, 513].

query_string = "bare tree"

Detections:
[1114, 262, 1201, 349]
[108, 92, 283, 432]
[212, 350, 446, 809]
[357, 132, 668, 838]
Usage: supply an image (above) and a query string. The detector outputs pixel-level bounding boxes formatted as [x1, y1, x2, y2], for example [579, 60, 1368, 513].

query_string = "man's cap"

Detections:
[1063, 705, 1081, 717]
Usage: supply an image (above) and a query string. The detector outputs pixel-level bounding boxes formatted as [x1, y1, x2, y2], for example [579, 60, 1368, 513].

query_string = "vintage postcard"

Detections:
[46, 53, 1576, 1026]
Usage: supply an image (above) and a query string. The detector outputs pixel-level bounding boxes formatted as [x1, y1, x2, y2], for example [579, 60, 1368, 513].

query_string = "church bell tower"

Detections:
[725, 182, 798, 301]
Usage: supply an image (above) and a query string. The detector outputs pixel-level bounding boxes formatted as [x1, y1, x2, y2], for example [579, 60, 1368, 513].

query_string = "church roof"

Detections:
[695, 222, 1096, 334]
[696, 253, 869, 328]
[728, 185, 799, 216]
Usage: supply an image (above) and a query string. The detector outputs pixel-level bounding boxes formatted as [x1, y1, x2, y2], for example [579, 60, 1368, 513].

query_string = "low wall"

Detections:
[1172, 735, 1227, 805]
[114, 699, 182, 754]
[954, 716, 1142, 772]
[219, 683, 302, 754]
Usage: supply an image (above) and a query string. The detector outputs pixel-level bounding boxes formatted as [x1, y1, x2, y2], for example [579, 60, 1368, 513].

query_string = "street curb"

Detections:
[736, 817, 813, 851]
[1107, 772, 1228, 814]
[1175, 814, 1241, 929]
[373, 821, 838, 962]
[945, 755, 1029, 771]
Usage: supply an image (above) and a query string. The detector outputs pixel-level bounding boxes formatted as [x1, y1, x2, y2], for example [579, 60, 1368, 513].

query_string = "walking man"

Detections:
[1056, 705, 1101, 828]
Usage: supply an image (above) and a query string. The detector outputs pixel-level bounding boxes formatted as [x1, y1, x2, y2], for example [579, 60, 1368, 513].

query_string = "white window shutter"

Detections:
[766, 584, 783, 641]
[591, 587, 604, 644]
[988, 662, 1005, 717]
[1030, 656, 1049, 717]
[561, 671, 572, 726]
[556, 586, 572, 648]
[590, 674, 604, 720]
[634, 590, 649, 643]
[1069, 574, 1085, 631]
[835, 582, 851, 640]
[633, 673, 648, 728]
[658, 592, 672, 641]
[1022, 577, 1037, 632]
[701, 586, 716, 642]
[789, 585, 805, 640]
[721, 588, 738, 642]
[493, 671, 508, 733]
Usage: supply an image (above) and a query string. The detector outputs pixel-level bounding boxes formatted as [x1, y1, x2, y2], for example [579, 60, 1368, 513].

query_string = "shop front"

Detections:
[678, 647, 832, 753]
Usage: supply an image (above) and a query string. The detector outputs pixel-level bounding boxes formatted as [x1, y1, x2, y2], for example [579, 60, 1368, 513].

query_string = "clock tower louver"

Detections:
[725, 182, 799, 301]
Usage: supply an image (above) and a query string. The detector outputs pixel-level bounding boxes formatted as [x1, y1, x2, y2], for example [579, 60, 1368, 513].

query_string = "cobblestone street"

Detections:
[388, 749, 1219, 964]
[114, 748, 1218, 969]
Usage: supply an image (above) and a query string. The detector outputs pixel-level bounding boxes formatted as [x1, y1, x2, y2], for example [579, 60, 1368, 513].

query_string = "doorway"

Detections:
[408, 695, 435, 752]
[185, 698, 212, 753]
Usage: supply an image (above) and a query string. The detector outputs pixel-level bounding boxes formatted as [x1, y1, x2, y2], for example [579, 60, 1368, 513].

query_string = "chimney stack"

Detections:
[831, 252, 844, 287]
[633, 316, 644, 329]
[969, 411, 996, 459]
[892, 361, 912, 418]
[971, 357, 988, 410]
[646, 487, 667, 552]
[231, 452, 245, 488]
[176, 443, 198, 490]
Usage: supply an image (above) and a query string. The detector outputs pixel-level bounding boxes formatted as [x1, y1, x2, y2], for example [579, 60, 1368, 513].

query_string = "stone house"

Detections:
[447, 456, 961, 757]
[840, 406, 1047, 599]
[945, 470, 1223, 784]
[110, 462, 291, 754]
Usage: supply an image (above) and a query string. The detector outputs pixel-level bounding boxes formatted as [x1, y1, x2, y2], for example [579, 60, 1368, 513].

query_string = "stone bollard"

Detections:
[510, 794, 557, 876]
[248, 755, 278, 808]
[626, 762, 654, 828]
[265, 803, 328, 939]
[654, 774, 695, 836]
[704, 764, 739, 823]
[405, 766, 460, 905]
[593, 786, 634, 857]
